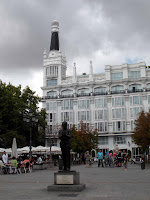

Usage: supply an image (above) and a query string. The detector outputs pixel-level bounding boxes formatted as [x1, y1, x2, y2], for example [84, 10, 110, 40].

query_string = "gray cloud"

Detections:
[0, 0, 150, 95]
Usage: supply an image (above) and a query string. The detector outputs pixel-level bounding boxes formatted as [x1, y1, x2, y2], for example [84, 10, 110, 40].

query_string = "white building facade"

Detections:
[41, 21, 150, 158]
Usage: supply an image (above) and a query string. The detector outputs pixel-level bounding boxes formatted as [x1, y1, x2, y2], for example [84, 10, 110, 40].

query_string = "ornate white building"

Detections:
[41, 20, 150, 159]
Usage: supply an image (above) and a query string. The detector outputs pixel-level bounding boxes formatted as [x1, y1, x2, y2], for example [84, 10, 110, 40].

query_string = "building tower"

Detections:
[42, 20, 67, 146]
[43, 20, 67, 90]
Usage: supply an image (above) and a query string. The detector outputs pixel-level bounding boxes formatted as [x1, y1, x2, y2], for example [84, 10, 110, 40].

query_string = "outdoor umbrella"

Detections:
[11, 138, 18, 158]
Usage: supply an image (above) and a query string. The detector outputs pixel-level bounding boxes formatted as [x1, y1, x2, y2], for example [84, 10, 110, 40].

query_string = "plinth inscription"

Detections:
[56, 175, 73, 184]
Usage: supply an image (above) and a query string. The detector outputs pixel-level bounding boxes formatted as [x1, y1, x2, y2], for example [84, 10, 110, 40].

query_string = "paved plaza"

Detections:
[0, 163, 150, 200]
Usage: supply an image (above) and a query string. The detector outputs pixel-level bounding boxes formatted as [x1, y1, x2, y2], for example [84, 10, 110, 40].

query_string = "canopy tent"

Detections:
[0, 146, 61, 156]
[0, 148, 5, 153]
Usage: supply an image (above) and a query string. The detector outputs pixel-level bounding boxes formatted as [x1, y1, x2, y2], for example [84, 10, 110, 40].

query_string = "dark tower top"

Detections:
[50, 21, 59, 51]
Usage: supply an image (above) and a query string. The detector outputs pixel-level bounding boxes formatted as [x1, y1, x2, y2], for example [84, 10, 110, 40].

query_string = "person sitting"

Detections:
[12, 157, 18, 173]
[36, 156, 43, 164]
[22, 158, 32, 173]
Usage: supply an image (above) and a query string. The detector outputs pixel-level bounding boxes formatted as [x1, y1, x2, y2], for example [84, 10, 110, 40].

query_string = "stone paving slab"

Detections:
[0, 163, 150, 200]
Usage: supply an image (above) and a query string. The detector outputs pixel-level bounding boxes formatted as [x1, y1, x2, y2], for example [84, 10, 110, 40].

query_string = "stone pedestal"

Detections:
[47, 171, 85, 192]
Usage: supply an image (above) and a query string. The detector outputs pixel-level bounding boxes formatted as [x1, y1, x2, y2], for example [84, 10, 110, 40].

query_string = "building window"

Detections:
[95, 110, 103, 120]
[111, 85, 124, 92]
[78, 111, 90, 121]
[77, 88, 90, 95]
[78, 100, 90, 109]
[130, 96, 142, 105]
[46, 103, 49, 110]
[47, 79, 57, 86]
[61, 89, 73, 96]
[94, 87, 106, 94]
[47, 102, 56, 111]
[49, 113, 56, 123]
[112, 97, 124, 106]
[95, 109, 108, 120]
[114, 136, 126, 144]
[129, 84, 142, 91]
[128, 71, 140, 79]
[62, 100, 73, 110]
[113, 121, 126, 131]
[98, 136, 108, 145]
[95, 122, 107, 132]
[95, 98, 107, 108]
[130, 107, 143, 118]
[47, 91, 57, 97]
[131, 120, 135, 131]
[61, 112, 74, 122]
[112, 108, 125, 119]
[111, 72, 123, 81]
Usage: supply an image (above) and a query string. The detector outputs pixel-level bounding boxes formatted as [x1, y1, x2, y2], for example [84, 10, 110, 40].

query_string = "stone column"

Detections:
[142, 94, 147, 112]
[57, 101, 62, 124]
[107, 96, 112, 132]
[125, 95, 130, 132]
[90, 98, 94, 125]
[73, 100, 78, 126]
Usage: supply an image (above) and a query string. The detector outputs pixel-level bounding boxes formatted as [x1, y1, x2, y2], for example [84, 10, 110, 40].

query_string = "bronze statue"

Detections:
[58, 121, 72, 171]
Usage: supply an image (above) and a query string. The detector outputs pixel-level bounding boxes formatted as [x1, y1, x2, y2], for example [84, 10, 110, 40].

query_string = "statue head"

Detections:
[62, 121, 67, 129]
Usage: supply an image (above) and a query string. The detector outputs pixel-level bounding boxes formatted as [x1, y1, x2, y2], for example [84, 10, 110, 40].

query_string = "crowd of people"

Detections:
[84, 149, 145, 170]
[96, 149, 129, 170]
[1, 151, 44, 174]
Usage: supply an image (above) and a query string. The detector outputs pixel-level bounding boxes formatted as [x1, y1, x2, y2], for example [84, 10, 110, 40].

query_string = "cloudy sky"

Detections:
[0, 0, 150, 99]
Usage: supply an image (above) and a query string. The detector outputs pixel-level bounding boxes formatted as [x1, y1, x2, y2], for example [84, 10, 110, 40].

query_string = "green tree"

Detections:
[133, 111, 150, 162]
[0, 81, 47, 148]
[71, 122, 98, 154]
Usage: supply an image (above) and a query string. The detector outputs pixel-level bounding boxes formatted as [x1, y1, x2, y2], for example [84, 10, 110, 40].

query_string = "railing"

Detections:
[60, 94, 74, 98]
[41, 88, 149, 100]
[41, 96, 58, 100]
[111, 90, 125, 94]
[77, 93, 91, 97]
[128, 89, 143, 93]
[93, 92, 107, 96]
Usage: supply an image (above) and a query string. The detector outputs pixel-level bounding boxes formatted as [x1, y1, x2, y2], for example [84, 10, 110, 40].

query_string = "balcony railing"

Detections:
[128, 89, 143, 93]
[93, 92, 107, 96]
[60, 94, 74, 98]
[111, 90, 125, 94]
[77, 93, 91, 97]
[41, 88, 148, 100]
[42, 96, 58, 100]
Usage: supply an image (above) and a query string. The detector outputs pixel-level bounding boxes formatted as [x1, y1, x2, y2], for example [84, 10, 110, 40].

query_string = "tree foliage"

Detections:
[0, 81, 47, 148]
[71, 122, 98, 154]
[133, 111, 150, 153]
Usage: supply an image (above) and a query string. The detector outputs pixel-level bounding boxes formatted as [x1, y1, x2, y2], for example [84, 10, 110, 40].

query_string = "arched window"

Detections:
[94, 87, 106, 94]
[146, 83, 150, 89]
[61, 89, 73, 96]
[111, 85, 124, 94]
[47, 91, 57, 97]
[77, 88, 90, 96]
[129, 84, 142, 92]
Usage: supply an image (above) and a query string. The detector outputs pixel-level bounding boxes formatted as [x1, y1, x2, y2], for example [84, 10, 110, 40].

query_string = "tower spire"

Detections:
[73, 62, 77, 83]
[50, 20, 59, 51]
[89, 61, 93, 81]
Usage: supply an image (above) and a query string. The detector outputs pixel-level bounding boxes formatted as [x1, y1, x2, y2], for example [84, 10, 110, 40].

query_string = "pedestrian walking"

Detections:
[85, 151, 90, 168]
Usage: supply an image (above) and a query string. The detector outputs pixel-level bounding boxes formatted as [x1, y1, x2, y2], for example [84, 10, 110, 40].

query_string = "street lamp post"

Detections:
[23, 110, 38, 158]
